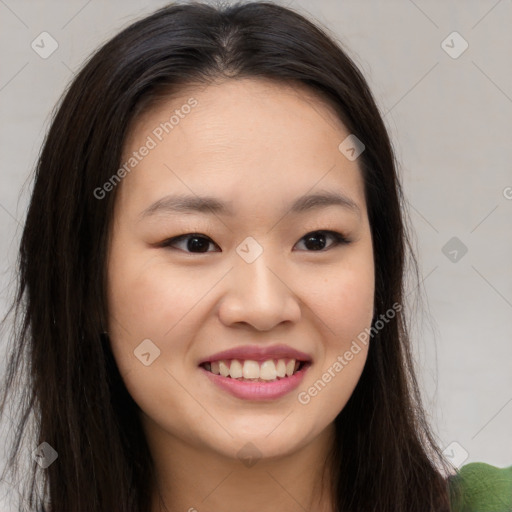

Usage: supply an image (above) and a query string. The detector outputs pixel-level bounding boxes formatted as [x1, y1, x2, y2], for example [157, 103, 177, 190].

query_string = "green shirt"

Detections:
[448, 462, 512, 511]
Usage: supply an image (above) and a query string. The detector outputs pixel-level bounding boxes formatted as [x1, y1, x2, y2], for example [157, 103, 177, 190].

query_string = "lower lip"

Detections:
[200, 364, 310, 400]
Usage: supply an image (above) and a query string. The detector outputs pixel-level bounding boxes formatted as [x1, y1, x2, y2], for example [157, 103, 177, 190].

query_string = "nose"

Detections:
[218, 252, 301, 331]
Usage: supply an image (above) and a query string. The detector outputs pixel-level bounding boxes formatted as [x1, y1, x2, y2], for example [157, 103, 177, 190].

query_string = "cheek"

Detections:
[105, 251, 204, 415]
[298, 251, 375, 344]
[292, 247, 374, 411]
[106, 247, 178, 371]
[107, 249, 203, 336]
[106, 245, 227, 389]
[326, 269, 374, 341]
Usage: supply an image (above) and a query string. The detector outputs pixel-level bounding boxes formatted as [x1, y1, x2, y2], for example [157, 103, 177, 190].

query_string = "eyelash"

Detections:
[158, 230, 351, 254]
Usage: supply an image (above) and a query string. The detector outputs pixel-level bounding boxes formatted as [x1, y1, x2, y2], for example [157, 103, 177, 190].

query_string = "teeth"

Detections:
[260, 360, 277, 380]
[219, 361, 230, 377]
[276, 359, 286, 378]
[205, 358, 302, 380]
[230, 360, 243, 379]
[242, 360, 259, 379]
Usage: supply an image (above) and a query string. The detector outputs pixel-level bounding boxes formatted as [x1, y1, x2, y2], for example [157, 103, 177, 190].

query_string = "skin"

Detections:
[106, 77, 375, 512]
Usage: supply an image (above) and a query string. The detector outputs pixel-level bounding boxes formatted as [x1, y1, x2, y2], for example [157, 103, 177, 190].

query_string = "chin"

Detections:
[216, 419, 313, 458]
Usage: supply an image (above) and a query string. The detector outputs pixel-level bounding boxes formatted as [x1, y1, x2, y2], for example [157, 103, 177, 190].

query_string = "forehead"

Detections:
[117, 77, 366, 219]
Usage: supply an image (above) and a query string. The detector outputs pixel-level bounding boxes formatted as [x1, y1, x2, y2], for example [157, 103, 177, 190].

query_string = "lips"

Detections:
[198, 344, 313, 365]
[197, 344, 313, 399]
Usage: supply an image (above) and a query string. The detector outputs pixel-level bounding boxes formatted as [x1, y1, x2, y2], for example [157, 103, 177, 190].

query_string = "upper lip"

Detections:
[199, 344, 313, 365]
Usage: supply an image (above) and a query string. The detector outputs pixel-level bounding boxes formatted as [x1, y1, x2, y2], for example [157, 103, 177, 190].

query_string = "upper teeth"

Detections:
[206, 359, 299, 380]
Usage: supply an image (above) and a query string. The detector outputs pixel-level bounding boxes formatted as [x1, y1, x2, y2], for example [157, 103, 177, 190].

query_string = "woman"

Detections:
[0, 1, 509, 511]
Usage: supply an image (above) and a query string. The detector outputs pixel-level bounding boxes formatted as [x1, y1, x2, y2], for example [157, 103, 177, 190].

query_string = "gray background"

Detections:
[1, 0, 511, 508]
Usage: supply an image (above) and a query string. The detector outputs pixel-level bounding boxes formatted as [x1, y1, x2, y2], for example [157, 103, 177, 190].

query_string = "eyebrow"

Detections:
[138, 190, 361, 220]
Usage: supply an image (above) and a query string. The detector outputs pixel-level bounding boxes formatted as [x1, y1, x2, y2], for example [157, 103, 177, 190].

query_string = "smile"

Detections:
[200, 358, 308, 382]
[199, 358, 311, 400]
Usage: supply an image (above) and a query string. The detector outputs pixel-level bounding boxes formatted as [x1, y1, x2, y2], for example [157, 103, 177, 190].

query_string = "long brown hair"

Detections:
[0, 1, 459, 510]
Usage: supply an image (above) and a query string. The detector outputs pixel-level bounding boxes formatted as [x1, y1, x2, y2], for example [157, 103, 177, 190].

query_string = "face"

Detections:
[106, 77, 375, 462]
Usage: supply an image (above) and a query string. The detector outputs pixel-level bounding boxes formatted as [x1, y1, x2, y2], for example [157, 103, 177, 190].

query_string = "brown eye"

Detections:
[294, 230, 351, 252]
[160, 233, 219, 253]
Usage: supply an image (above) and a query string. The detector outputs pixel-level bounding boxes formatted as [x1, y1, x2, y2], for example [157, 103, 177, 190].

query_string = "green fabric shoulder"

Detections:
[448, 461, 512, 511]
